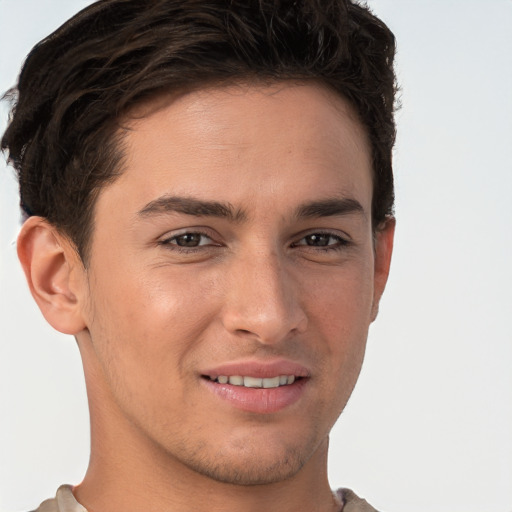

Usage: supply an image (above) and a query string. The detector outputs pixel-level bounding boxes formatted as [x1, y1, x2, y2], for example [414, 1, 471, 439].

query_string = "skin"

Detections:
[18, 82, 394, 512]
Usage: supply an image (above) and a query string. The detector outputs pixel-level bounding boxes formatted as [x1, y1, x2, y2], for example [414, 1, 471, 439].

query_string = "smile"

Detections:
[200, 359, 310, 413]
[206, 375, 297, 388]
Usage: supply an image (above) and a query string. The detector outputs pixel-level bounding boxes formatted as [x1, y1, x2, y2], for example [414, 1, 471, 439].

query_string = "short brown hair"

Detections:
[2, 0, 397, 262]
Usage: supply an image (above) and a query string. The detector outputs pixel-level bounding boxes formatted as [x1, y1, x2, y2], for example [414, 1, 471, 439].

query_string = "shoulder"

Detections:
[336, 488, 380, 512]
[29, 497, 59, 512]
[31, 485, 87, 512]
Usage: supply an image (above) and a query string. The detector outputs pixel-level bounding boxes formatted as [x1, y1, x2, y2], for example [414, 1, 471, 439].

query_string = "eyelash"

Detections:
[158, 230, 350, 254]
[291, 232, 351, 252]
[158, 230, 217, 253]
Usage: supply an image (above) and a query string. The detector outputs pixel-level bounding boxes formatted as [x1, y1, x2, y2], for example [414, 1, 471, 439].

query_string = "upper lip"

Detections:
[201, 359, 311, 379]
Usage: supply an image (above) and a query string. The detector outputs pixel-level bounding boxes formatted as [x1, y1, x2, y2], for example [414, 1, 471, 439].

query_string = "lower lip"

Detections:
[201, 378, 307, 414]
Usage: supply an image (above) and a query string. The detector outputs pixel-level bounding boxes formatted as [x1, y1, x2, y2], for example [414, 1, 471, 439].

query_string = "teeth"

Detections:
[213, 375, 298, 388]
[243, 376, 263, 387]
[262, 376, 280, 388]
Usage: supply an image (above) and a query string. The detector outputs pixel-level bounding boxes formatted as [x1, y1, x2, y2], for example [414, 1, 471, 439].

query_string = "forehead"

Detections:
[99, 82, 373, 221]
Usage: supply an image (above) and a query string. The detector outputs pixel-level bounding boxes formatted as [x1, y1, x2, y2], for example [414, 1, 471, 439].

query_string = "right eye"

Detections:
[157, 230, 221, 253]
[163, 232, 213, 248]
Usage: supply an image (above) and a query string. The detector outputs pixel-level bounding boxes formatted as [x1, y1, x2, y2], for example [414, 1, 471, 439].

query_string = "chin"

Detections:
[170, 429, 322, 486]
[184, 450, 307, 486]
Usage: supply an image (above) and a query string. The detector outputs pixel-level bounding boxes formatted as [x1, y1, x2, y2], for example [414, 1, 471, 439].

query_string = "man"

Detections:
[1, 0, 397, 510]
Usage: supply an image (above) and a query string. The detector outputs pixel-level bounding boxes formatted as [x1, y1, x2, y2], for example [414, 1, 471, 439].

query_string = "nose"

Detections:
[220, 249, 308, 344]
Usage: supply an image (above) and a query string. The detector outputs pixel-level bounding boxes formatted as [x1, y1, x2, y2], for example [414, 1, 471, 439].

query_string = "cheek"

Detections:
[81, 271, 222, 436]
[302, 263, 374, 401]
[305, 263, 374, 339]
[83, 264, 221, 390]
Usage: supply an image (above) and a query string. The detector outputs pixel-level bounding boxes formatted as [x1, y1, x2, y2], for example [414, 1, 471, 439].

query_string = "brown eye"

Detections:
[160, 232, 214, 249]
[304, 234, 332, 247]
[295, 233, 347, 248]
[174, 233, 204, 247]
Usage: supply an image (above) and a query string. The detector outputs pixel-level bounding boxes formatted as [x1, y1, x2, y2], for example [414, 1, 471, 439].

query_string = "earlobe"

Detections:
[371, 216, 395, 322]
[17, 217, 87, 335]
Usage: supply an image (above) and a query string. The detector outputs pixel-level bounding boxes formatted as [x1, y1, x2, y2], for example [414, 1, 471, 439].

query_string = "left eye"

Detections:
[294, 233, 346, 248]
[164, 233, 213, 247]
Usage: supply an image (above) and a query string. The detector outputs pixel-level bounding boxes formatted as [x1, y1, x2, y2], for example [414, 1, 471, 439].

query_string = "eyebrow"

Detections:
[137, 195, 365, 223]
[295, 197, 365, 220]
[138, 195, 247, 222]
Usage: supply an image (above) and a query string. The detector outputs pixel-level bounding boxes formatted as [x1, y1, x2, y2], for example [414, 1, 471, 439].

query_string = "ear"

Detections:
[371, 216, 395, 322]
[17, 216, 87, 335]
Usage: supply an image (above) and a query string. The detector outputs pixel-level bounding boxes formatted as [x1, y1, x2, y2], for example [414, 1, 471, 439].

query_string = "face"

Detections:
[76, 82, 392, 485]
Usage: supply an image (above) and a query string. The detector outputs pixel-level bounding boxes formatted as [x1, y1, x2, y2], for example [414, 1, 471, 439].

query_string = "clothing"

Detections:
[31, 486, 86, 512]
[32, 484, 378, 512]
[336, 488, 379, 512]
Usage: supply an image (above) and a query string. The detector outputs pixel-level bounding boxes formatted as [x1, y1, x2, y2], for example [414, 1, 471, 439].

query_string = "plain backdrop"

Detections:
[1, 1, 511, 511]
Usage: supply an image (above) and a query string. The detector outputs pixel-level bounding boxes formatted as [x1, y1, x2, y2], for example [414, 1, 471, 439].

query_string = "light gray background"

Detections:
[1, 1, 511, 511]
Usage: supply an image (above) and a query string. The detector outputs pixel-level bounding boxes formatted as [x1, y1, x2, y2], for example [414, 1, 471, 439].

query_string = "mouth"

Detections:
[200, 360, 310, 414]
[202, 374, 300, 388]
